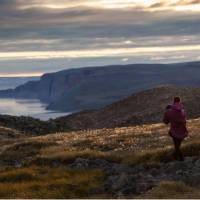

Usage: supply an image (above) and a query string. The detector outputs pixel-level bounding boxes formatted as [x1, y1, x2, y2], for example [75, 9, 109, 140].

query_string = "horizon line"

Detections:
[0, 59, 200, 78]
[0, 72, 43, 78]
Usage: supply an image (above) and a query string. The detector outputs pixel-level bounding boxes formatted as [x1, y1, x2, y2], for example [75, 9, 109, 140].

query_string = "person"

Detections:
[163, 97, 188, 161]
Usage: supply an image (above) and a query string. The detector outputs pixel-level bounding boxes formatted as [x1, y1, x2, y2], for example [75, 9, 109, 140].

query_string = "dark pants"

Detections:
[172, 137, 184, 161]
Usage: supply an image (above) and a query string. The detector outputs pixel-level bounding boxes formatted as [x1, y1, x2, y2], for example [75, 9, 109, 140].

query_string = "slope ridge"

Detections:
[54, 86, 200, 131]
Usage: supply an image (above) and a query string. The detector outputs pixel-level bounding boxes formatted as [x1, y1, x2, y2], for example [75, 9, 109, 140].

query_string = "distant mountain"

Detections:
[53, 86, 200, 131]
[1, 62, 200, 112]
[0, 77, 40, 90]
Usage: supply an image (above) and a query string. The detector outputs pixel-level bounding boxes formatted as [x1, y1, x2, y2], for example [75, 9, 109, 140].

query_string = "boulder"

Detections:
[111, 173, 130, 191]
[70, 158, 90, 169]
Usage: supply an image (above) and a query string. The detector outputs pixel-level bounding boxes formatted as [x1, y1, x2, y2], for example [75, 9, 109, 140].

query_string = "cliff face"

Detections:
[0, 62, 200, 112]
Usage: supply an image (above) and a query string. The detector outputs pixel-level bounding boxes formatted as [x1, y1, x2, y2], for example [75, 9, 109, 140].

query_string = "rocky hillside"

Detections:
[53, 86, 200, 131]
[0, 118, 200, 198]
[1, 62, 200, 112]
[0, 115, 72, 135]
[1, 86, 200, 135]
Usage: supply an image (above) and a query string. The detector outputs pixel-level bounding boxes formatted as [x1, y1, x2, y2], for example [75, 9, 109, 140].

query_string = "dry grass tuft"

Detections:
[33, 147, 122, 165]
[1, 118, 200, 198]
[122, 139, 200, 165]
[139, 181, 200, 199]
[0, 141, 56, 164]
[0, 166, 104, 198]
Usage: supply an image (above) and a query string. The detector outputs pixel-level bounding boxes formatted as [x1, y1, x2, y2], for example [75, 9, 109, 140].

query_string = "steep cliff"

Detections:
[0, 62, 200, 112]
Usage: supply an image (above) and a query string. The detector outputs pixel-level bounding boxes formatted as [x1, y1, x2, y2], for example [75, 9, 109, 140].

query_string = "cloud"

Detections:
[173, 0, 200, 6]
[0, 44, 200, 61]
[121, 58, 129, 62]
[0, 8, 199, 41]
[149, 2, 167, 8]
[0, 0, 199, 41]
[0, 0, 199, 75]
[151, 55, 186, 61]
[148, 0, 200, 11]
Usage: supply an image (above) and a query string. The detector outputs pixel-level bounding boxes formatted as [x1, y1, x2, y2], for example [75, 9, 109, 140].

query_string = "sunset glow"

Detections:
[0, 73, 43, 78]
[0, 44, 200, 60]
[0, 0, 199, 76]
[19, 0, 200, 11]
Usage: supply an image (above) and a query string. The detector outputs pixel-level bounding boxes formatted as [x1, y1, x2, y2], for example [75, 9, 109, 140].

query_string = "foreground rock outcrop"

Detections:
[69, 156, 200, 198]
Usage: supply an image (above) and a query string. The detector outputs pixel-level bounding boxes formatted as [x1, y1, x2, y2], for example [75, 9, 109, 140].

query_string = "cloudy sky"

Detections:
[0, 0, 200, 76]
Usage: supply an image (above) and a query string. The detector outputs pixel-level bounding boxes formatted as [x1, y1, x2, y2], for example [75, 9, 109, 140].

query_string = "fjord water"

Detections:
[0, 77, 70, 120]
[0, 98, 70, 120]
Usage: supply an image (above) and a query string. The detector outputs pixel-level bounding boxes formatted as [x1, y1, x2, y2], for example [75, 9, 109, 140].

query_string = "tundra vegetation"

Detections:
[0, 118, 200, 198]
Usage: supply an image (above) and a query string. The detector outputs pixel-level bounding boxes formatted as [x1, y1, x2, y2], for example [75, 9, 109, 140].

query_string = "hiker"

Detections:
[163, 97, 188, 161]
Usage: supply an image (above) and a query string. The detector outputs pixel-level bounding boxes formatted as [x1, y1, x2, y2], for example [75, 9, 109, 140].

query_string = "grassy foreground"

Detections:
[137, 181, 200, 199]
[0, 166, 104, 199]
[0, 118, 200, 198]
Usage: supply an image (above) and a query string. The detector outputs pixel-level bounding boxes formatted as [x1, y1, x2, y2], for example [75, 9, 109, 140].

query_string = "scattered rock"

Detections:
[110, 164, 132, 174]
[115, 191, 125, 199]
[14, 160, 22, 168]
[52, 161, 61, 167]
[185, 173, 200, 186]
[102, 155, 200, 197]
[111, 173, 129, 191]
[92, 159, 111, 170]
[150, 168, 159, 176]
[195, 159, 200, 168]
[136, 181, 154, 194]
[70, 158, 90, 169]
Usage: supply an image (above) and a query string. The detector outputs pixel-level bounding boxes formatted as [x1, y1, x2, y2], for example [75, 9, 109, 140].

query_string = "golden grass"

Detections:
[28, 136, 200, 167]
[0, 140, 57, 164]
[33, 136, 200, 167]
[1, 119, 200, 198]
[122, 139, 200, 165]
[0, 117, 197, 167]
[33, 147, 122, 165]
[25, 117, 200, 156]
[31, 123, 172, 152]
[139, 181, 200, 199]
[0, 166, 104, 198]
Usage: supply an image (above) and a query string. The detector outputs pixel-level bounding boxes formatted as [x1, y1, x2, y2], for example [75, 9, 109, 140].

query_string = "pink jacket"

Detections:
[163, 102, 188, 139]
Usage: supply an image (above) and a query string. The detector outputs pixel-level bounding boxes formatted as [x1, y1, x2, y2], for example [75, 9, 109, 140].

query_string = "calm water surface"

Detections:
[0, 98, 70, 121]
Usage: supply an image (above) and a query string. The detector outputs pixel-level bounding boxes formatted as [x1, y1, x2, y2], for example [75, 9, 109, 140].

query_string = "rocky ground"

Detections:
[67, 156, 200, 198]
[0, 118, 200, 198]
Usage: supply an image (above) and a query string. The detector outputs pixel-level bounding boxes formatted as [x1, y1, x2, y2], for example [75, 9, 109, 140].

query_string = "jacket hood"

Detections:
[172, 102, 183, 111]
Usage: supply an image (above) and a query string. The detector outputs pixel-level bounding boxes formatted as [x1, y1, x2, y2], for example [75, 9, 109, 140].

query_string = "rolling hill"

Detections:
[53, 86, 200, 131]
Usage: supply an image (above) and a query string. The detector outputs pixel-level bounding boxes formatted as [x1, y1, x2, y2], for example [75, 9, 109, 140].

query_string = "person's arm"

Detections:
[163, 111, 170, 124]
[176, 110, 187, 123]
